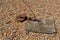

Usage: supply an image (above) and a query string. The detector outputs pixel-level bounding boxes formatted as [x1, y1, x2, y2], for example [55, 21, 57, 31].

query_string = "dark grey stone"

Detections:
[25, 18, 57, 34]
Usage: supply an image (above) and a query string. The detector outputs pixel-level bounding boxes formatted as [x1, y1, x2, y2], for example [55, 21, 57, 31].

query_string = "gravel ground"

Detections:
[0, 0, 60, 40]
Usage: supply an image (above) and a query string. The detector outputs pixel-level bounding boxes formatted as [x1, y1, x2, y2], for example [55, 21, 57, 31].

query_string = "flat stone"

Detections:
[25, 18, 57, 34]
